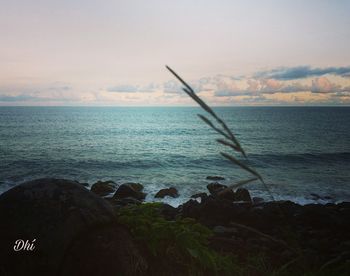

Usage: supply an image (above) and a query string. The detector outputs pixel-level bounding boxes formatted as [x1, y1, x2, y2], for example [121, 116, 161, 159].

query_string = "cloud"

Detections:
[163, 80, 183, 94]
[0, 95, 39, 102]
[254, 66, 350, 80]
[214, 78, 309, 97]
[107, 83, 158, 93]
[107, 85, 139, 93]
[310, 77, 350, 93]
[138, 83, 159, 92]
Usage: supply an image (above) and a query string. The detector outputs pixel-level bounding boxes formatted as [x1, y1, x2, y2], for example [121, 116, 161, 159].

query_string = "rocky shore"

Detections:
[0, 178, 349, 275]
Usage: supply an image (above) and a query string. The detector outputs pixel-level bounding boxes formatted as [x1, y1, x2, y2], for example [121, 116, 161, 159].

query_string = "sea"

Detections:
[0, 106, 349, 206]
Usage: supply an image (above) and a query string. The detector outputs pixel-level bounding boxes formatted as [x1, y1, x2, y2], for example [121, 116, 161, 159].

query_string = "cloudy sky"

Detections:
[1, 0, 350, 106]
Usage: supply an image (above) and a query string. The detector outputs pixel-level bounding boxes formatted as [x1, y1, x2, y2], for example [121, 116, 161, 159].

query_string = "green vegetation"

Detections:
[117, 203, 241, 275]
[117, 203, 348, 276]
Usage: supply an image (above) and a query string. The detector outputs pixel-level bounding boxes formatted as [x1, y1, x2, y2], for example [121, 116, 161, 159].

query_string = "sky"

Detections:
[1, 0, 350, 106]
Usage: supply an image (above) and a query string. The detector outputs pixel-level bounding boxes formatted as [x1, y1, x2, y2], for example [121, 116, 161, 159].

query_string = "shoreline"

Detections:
[1, 178, 349, 275]
[0, 178, 350, 275]
[0, 177, 347, 207]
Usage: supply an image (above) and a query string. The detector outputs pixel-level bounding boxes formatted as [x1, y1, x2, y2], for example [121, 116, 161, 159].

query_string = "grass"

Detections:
[166, 65, 275, 200]
[116, 203, 348, 275]
[117, 203, 243, 275]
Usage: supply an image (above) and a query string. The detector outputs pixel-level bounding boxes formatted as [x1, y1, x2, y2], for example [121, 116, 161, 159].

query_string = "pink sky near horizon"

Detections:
[1, 0, 350, 106]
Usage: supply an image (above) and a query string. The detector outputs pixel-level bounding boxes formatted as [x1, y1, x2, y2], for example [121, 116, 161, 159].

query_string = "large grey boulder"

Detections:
[0, 178, 146, 276]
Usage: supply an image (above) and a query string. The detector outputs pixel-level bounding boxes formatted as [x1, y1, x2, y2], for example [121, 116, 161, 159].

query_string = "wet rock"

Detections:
[155, 187, 179, 198]
[182, 197, 241, 227]
[159, 203, 178, 220]
[106, 197, 142, 207]
[113, 183, 146, 201]
[0, 178, 146, 276]
[216, 188, 235, 201]
[206, 176, 225, 181]
[91, 180, 116, 196]
[74, 180, 89, 187]
[310, 193, 322, 200]
[252, 197, 264, 205]
[191, 192, 208, 201]
[207, 182, 227, 196]
[234, 188, 252, 202]
[123, 182, 144, 192]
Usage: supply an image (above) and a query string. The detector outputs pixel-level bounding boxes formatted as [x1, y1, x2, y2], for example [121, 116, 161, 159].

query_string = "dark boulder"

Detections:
[234, 188, 252, 202]
[155, 187, 179, 198]
[0, 178, 146, 276]
[181, 197, 240, 227]
[252, 197, 264, 205]
[207, 182, 227, 196]
[123, 182, 144, 192]
[191, 192, 208, 201]
[159, 203, 178, 220]
[206, 176, 225, 181]
[74, 180, 89, 187]
[216, 188, 235, 201]
[91, 180, 116, 196]
[113, 183, 146, 201]
[106, 197, 142, 208]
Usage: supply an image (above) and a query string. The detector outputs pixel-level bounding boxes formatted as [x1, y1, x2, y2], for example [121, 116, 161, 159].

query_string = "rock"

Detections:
[0, 178, 147, 276]
[113, 183, 146, 201]
[191, 192, 208, 201]
[216, 188, 235, 201]
[213, 225, 238, 236]
[207, 182, 227, 196]
[252, 197, 264, 205]
[181, 197, 243, 227]
[91, 180, 116, 196]
[310, 193, 322, 200]
[106, 197, 142, 207]
[74, 180, 89, 187]
[234, 188, 252, 202]
[159, 203, 178, 220]
[123, 182, 144, 192]
[155, 187, 179, 198]
[60, 224, 147, 276]
[206, 176, 225, 181]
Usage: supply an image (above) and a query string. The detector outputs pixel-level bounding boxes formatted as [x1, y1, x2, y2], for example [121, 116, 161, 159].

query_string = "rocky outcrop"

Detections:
[234, 188, 252, 202]
[155, 187, 179, 198]
[178, 196, 350, 269]
[113, 183, 146, 201]
[206, 183, 251, 202]
[191, 192, 208, 201]
[91, 180, 117, 196]
[0, 178, 147, 276]
[207, 182, 227, 196]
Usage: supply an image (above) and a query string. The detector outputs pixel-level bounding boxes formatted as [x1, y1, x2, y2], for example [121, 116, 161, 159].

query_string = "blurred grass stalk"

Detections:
[166, 65, 274, 200]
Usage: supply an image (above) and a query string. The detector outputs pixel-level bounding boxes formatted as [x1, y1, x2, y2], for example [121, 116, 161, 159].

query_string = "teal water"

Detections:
[1, 106, 349, 205]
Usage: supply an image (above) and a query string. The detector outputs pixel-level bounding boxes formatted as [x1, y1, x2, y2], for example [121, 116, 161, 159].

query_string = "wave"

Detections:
[248, 152, 350, 167]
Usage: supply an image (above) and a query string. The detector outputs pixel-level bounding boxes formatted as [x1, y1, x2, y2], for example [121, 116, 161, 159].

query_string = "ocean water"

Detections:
[0, 106, 349, 206]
